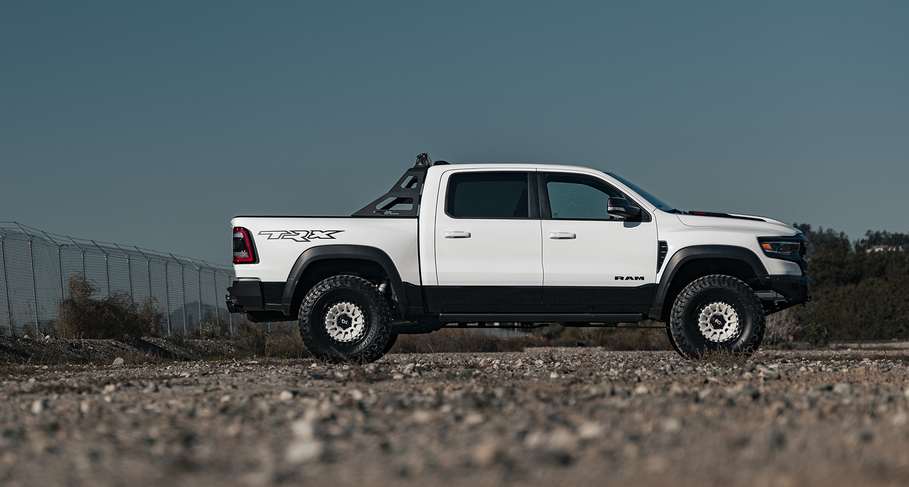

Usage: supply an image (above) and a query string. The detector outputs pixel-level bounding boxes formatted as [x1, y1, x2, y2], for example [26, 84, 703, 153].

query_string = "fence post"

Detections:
[14, 223, 39, 334]
[203, 261, 221, 329]
[113, 244, 133, 300]
[133, 247, 152, 302]
[151, 250, 172, 336]
[187, 258, 203, 328]
[66, 237, 86, 279]
[90, 240, 110, 297]
[0, 235, 11, 334]
[40, 231, 65, 305]
[218, 267, 234, 334]
[170, 254, 187, 334]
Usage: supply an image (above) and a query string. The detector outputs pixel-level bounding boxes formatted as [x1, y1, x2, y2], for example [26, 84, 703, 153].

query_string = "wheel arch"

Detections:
[281, 245, 410, 320]
[649, 245, 768, 322]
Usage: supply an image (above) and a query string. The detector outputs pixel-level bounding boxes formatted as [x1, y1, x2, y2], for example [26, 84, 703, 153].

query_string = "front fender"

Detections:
[648, 245, 768, 320]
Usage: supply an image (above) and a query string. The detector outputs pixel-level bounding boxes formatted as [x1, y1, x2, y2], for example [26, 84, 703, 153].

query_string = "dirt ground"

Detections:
[2, 347, 909, 487]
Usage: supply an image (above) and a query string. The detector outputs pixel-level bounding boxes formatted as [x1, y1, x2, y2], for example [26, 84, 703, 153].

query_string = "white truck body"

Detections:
[227, 157, 809, 361]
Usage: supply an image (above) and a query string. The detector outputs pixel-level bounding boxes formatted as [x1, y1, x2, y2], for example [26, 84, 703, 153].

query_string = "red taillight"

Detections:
[233, 227, 256, 264]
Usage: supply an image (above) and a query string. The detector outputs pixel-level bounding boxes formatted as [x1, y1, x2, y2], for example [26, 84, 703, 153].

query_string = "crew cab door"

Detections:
[433, 170, 542, 310]
[540, 172, 657, 312]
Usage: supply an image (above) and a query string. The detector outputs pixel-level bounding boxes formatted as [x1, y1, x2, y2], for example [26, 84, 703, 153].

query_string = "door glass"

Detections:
[446, 172, 529, 218]
[545, 173, 624, 220]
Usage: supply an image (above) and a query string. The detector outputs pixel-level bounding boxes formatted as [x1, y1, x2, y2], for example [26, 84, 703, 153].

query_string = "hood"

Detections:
[676, 212, 798, 236]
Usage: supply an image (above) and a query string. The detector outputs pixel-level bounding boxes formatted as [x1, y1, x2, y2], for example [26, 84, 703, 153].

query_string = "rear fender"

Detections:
[282, 245, 412, 319]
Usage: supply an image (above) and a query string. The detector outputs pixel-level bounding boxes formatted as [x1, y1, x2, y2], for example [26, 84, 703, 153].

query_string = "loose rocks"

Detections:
[1, 349, 908, 487]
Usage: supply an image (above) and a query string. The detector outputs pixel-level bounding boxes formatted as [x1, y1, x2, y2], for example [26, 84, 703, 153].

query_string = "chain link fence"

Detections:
[0, 222, 237, 336]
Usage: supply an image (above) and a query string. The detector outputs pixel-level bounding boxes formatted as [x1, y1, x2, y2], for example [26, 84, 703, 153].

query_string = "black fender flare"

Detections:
[281, 245, 410, 319]
[648, 245, 768, 320]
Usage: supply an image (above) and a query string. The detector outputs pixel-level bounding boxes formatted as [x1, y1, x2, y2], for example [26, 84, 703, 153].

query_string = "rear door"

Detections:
[433, 170, 542, 311]
[540, 172, 658, 312]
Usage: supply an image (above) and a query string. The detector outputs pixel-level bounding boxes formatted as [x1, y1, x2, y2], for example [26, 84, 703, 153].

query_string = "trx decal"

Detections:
[615, 276, 645, 281]
[258, 230, 344, 242]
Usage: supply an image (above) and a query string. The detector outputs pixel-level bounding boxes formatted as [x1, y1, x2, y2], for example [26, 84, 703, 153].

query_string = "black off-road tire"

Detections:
[298, 275, 393, 363]
[669, 275, 765, 359]
[381, 333, 399, 355]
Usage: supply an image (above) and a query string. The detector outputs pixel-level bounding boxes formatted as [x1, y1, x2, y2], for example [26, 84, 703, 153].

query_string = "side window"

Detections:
[446, 172, 529, 218]
[544, 173, 624, 220]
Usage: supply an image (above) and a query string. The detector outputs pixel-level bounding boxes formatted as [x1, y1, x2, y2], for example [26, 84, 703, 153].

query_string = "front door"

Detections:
[540, 172, 657, 312]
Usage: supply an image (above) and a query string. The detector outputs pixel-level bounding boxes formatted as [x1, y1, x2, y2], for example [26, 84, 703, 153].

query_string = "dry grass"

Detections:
[390, 326, 672, 354]
[58, 275, 162, 339]
[391, 329, 501, 353]
[233, 321, 310, 359]
[764, 308, 802, 346]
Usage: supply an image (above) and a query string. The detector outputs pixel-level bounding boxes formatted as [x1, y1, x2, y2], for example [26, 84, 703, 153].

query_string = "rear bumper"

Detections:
[226, 280, 265, 312]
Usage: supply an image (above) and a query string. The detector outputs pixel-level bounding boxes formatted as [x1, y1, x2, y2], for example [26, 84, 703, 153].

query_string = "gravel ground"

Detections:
[3, 348, 909, 487]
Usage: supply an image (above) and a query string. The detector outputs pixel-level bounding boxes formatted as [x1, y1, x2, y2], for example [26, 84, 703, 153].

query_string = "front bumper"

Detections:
[756, 274, 810, 313]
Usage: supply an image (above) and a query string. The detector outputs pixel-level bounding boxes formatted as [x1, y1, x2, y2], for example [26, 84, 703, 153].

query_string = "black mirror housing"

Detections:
[607, 197, 641, 219]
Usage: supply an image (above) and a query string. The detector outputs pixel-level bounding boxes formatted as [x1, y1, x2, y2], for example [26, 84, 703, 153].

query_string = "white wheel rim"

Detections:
[323, 301, 366, 343]
[697, 301, 741, 343]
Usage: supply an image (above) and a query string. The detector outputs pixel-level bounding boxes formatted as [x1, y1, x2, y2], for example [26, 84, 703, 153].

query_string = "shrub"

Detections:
[391, 329, 500, 353]
[58, 275, 162, 339]
[233, 320, 309, 358]
[390, 326, 672, 354]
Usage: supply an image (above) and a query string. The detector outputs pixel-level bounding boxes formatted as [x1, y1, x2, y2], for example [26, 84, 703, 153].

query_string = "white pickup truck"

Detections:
[227, 154, 809, 362]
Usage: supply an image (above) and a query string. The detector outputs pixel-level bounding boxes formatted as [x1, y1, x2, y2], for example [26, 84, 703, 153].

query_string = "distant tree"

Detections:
[859, 230, 909, 250]
[792, 229, 909, 343]
[793, 223, 848, 256]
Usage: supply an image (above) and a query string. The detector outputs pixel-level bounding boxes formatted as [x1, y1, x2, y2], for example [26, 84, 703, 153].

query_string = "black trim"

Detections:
[438, 313, 644, 323]
[425, 285, 655, 314]
[542, 285, 656, 311]
[282, 245, 417, 319]
[683, 211, 765, 222]
[657, 241, 668, 272]
[649, 245, 768, 320]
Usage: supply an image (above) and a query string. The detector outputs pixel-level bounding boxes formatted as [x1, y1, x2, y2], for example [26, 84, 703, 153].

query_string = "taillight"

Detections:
[233, 227, 256, 264]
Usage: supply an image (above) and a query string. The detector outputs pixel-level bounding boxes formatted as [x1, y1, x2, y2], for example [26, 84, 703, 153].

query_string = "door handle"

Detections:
[549, 232, 576, 239]
[444, 231, 471, 238]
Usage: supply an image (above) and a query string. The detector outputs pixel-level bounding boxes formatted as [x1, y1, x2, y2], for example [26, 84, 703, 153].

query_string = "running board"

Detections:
[438, 313, 645, 324]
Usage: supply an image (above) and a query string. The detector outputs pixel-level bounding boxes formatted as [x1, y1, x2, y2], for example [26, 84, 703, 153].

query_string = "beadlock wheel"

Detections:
[697, 301, 741, 343]
[323, 301, 367, 343]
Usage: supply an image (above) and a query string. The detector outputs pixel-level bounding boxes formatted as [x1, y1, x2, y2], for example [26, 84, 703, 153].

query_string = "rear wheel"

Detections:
[669, 275, 765, 359]
[298, 275, 393, 363]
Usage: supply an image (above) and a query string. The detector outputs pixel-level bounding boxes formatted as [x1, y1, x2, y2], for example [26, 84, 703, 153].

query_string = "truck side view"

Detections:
[227, 154, 809, 362]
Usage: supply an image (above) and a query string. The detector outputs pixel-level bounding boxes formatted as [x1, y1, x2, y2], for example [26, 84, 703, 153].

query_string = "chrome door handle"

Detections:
[444, 231, 471, 238]
[549, 232, 576, 239]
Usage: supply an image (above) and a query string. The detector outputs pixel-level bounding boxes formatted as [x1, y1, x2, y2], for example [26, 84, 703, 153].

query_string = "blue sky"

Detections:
[2, 1, 908, 264]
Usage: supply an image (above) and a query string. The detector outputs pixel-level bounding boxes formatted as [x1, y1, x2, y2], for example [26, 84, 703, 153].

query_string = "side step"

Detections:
[438, 313, 645, 324]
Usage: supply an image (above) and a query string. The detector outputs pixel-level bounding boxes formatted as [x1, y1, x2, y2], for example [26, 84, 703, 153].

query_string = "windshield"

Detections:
[605, 172, 676, 212]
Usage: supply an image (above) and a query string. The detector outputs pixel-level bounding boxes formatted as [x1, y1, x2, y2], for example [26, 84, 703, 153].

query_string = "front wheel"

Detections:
[669, 275, 765, 359]
[298, 275, 393, 363]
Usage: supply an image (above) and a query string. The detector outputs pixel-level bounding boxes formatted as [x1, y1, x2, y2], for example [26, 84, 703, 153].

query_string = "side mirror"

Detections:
[607, 197, 641, 219]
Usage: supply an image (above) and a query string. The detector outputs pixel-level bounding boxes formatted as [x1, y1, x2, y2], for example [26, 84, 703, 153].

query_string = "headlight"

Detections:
[760, 241, 801, 255]
[757, 235, 807, 261]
